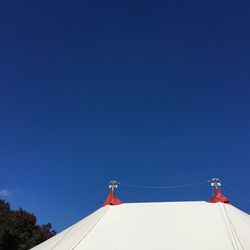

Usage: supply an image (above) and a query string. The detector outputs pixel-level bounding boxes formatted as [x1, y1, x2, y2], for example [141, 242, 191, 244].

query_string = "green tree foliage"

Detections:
[0, 199, 56, 250]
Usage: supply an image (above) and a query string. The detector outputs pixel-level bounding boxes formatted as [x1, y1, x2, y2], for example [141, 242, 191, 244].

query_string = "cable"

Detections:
[218, 203, 238, 250]
[118, 180, 209, 189]
[223, 203, 244, 250]
[223, 183, 250, 203]
[72, 205, 110, 249]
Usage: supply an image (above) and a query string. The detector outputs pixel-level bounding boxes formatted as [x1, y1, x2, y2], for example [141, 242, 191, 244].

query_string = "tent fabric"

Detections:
[31, 201, 250, 250]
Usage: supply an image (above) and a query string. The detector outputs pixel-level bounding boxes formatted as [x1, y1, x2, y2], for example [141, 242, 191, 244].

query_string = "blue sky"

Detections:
[1, 0, 250, 231]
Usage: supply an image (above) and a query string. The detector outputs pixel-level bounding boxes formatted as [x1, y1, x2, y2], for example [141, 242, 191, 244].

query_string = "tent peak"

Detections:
[208, 178, 231, 204]
[103, 180, 122, 206]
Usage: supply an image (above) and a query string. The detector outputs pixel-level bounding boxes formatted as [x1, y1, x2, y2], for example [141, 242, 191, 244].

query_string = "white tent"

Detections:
[31, 200, 250, 250]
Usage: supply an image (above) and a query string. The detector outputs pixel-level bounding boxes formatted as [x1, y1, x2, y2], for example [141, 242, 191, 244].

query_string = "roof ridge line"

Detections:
[71, 205, 111, 250]
[51, 226, 76, 249]
[222, 204, 244, 250]
[51, 207, 110, 249]
[218, 203, 240, 250]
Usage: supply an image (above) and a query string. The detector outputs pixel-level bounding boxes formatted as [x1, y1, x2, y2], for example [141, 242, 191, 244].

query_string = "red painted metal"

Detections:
[208, 189, 231, 204]
[103, 191, 122, 206]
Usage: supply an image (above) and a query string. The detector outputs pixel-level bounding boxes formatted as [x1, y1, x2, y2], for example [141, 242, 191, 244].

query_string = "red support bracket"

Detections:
[103, 191, 122, 206]
[208, 188, 231, 204]
[103, 180, 122, 206]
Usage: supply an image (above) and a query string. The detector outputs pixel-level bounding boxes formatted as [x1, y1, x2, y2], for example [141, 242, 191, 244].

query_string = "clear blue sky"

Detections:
[1, 0, 250, 231]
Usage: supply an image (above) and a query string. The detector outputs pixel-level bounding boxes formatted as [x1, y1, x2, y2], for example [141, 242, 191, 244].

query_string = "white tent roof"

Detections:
[31, 201, 250, 250]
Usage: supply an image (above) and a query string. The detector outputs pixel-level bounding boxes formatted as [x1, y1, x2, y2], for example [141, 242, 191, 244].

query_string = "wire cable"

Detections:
[118, 180, 209, 189]
[223, 183, 250, 203]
